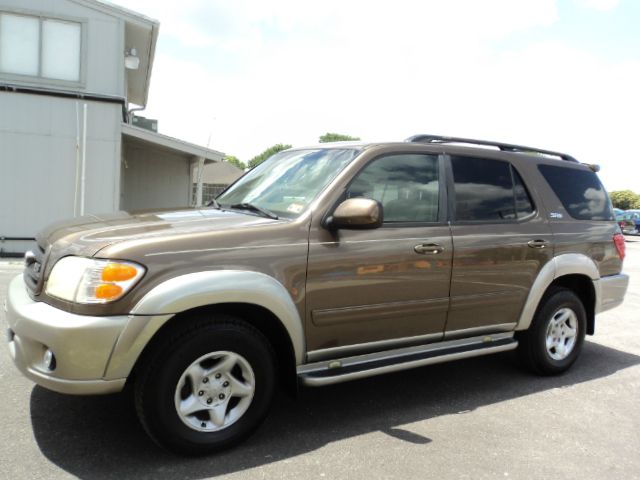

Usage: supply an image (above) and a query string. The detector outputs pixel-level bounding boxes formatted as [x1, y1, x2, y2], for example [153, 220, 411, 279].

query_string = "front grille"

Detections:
[23, 244, 46, 294]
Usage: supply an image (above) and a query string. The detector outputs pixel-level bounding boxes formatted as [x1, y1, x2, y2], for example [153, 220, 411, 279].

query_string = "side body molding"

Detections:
[105, 271, 305, 380]
[515, 253, 600, 331]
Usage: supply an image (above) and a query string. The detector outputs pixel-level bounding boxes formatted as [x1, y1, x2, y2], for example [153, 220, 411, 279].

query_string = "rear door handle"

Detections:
[414, 243, 444, 254]
[527, 239, 549, 249]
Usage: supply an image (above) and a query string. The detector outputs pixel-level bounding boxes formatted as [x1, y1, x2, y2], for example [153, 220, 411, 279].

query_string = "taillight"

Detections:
[613, 233, 626, 261]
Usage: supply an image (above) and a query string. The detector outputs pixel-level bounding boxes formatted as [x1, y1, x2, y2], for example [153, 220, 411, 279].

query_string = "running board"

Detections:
[298, 333, 518, 387]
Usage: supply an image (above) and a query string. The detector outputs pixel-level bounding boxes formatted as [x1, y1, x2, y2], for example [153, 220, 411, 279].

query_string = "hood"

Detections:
[39, 208, 281, 259]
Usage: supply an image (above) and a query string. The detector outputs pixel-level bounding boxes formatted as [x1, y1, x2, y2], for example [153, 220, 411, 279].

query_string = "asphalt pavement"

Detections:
[1, 239, 639, 480]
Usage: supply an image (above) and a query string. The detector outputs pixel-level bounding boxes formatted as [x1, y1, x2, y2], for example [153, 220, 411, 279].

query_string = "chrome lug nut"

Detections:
[207, 398, 213, 404]
[198, 390, 204, 396]
[222, 381, 229, 387]
[202, 377, 209, 384]
[219, 393, 225, 400]
[215, 373, 221, 379]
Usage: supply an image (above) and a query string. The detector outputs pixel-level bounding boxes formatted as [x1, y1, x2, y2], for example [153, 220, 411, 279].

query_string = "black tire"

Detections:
[517, 287, 586, 375]
[134, 315, 276, 455]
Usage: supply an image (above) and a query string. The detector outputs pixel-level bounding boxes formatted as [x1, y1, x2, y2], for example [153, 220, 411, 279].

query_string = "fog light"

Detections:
[43, 349, 56, 371]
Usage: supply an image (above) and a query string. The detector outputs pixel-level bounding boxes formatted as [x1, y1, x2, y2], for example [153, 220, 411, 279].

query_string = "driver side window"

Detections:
[346, 154, 440, 223]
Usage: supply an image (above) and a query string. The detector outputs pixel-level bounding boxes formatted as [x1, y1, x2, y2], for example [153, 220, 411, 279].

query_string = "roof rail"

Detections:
[405, 134, 579, 163]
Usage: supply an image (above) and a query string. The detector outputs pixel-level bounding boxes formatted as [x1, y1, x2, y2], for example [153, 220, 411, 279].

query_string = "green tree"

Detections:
[248, 143, 292, 169]
[319, 132, 361, 143]
[610, 190, 640, 210]
[224, 155, 246, 171]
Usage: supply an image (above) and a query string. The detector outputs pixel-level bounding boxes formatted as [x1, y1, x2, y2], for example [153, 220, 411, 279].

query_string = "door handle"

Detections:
[414, 243, 444, 254]
[527, 239, 549, 249]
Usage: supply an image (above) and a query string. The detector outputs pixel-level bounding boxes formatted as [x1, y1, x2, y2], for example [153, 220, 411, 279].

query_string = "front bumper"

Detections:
[4, 275, 128, 395]
[596, 273, 630, 313]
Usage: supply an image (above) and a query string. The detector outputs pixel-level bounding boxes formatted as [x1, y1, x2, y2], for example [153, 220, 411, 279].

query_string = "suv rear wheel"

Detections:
[134, 315, 276, 455]
[517, 287, 586, 375]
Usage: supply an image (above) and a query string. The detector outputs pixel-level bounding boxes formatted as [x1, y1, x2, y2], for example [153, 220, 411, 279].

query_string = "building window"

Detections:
[0, 12, 82, 82]
[192, 183, 229, 206]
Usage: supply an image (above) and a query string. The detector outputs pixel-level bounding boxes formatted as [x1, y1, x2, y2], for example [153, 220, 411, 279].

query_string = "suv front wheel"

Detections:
[517, 287, 587, 375]
[134, 315, 276, 455]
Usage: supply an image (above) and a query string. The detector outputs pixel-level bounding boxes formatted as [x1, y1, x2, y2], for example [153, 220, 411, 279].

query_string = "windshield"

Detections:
[216, 148, 360, 218]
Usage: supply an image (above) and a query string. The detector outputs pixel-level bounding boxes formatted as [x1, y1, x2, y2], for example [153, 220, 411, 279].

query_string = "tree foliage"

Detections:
[319, 132, 361, 143]
[224, 155, 246, 171]
[248, 143, 292, 169]
[610, 190, 640, 210]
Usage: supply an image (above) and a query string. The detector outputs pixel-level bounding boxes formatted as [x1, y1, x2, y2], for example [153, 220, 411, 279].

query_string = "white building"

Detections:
[0, 0, 242, 255]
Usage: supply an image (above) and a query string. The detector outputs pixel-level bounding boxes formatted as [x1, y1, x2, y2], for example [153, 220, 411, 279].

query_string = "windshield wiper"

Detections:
[229, 203, 279, 220]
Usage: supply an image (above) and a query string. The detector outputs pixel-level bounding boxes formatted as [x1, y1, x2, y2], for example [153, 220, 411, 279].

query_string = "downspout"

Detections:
[127, 105, 145, 124]
[74, 101, 81, 217]
[80, 103, 88, 216]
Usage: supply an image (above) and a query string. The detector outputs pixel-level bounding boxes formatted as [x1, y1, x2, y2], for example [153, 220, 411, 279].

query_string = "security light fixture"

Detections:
[125, 47, 140, 70]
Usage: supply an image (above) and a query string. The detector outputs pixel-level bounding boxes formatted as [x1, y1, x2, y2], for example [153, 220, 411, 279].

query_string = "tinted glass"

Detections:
[538, 164, 614, 221]
[451, 156, 515, 221]
[513, 167, 534, 218]
[347, 154, 439, 223]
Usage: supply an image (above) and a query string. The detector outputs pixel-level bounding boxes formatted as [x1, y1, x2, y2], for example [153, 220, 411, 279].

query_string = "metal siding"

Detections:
[121, 142, 191, 211]
[0, 92, 120, 242]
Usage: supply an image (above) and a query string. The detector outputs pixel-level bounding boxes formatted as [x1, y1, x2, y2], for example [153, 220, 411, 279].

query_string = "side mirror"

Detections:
[326, 198, 383, 230]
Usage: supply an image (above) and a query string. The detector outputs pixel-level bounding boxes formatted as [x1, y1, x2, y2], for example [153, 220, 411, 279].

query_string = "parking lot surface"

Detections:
[1, 238, 639, 480]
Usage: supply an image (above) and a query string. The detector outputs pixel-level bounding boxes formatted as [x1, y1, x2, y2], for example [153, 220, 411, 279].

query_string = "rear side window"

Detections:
[451, 156, 534, 222]
[538, 164, 614, 221]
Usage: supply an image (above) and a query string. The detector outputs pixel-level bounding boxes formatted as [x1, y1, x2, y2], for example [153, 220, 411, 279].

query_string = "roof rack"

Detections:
[405, 134, 579, 163]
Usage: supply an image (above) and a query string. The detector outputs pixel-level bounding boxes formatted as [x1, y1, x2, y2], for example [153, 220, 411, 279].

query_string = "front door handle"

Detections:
[527, 239, 549, 249]
[414, 243, 444, 255]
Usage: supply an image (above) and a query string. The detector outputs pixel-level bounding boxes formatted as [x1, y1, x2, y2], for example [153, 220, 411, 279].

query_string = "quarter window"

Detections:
[538, 164, 613, 221]
[346, 154, 440, 223]
[451, 156, 534, 222]
[0, 13, 82, 82]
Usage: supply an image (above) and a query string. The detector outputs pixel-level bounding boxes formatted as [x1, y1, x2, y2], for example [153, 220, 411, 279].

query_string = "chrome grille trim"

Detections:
[23, 243, 46, 294]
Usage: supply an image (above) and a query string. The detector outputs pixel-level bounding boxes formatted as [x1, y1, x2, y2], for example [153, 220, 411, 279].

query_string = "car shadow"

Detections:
[30, 340, 640, 479]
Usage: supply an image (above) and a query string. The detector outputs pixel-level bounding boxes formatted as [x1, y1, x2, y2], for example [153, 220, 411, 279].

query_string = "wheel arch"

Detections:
[516, 254, 599, 334]
[549, 274, 596, 335]
[104, 271, 305, 390]
[128, 302, 299, 395]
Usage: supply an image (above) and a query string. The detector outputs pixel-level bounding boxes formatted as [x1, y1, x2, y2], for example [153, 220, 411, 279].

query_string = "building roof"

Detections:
[201, 161, 245, 185]
[70, 0, 159, 107]
[121, 123, 225, 162]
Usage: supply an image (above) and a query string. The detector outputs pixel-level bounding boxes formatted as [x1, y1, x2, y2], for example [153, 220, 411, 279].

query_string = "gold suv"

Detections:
[5, 135, 629, 454]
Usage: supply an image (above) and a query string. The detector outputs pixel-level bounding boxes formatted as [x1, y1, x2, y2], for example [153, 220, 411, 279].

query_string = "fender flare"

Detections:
[515, 253, 600, 331]
[104, 271, 305, 380]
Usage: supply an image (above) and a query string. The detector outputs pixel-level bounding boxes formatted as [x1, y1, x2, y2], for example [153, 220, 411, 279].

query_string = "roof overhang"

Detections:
[70, 0, 159, 107]
[121, 124, 225, 162]
[124, 19, 158, 107]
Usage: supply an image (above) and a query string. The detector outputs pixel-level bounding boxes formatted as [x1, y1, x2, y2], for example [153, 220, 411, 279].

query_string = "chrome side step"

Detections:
[298, 333, 518, 387]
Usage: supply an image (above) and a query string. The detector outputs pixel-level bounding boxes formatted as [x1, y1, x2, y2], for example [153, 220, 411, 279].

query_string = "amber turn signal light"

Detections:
[101, 263, 138, 282]
[95, 283, 123, 299]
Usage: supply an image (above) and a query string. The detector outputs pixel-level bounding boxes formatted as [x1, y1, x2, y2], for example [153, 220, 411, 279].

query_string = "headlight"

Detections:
[45, 257, 145, 304]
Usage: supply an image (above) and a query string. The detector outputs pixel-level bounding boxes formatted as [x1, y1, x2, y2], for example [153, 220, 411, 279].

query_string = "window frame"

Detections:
[445, 154, 537, 225]
[0, 9, 87, 88]
[333, 151, 448, 228]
